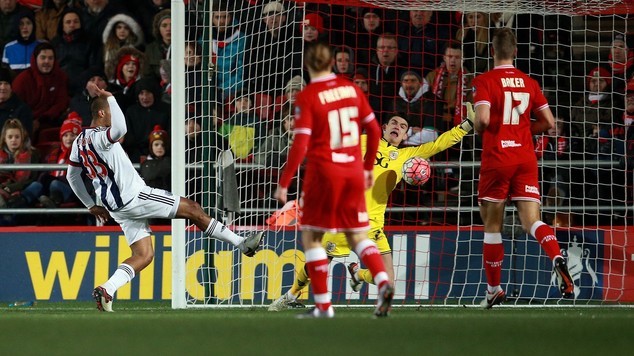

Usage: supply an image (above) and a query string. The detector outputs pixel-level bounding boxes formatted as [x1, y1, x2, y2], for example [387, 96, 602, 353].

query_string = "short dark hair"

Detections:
[384, 111, 413, 128]
[90, 96, 109, 121]
[33, 42, 55, 60]
[444, 40, 462, 54]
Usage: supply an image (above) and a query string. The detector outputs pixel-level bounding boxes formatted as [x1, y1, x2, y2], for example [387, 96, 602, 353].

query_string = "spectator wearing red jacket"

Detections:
[12, 41, 69, 137]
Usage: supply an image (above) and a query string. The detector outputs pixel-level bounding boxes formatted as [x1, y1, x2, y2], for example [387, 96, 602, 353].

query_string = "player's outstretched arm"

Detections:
[107, 96, 127, 141]
[459, 102, 475, 132]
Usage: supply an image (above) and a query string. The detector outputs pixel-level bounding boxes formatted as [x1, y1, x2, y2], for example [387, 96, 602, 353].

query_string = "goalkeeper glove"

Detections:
[459, 102, 475, 132]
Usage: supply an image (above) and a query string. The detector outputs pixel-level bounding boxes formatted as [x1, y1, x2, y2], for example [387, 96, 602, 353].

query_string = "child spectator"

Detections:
[332, 45, 355, 80]
[274, 75, 305, 117]
[220, 90, 266, 160]
[37, 114, 82, 208]
[0, 118, 39, 211]
[352, 69, 369, 96]
[144, 8, 170, 80]
[101, 13, 144, 82]
[140, 125, 170, 191]
[2, 9, 42, 73]
[122, 76, 170, 162]
[109, 46, 145, 112]
[0, 1, 29, 52]
[254, 106, 294, 168]
[301, 12, 324, 43]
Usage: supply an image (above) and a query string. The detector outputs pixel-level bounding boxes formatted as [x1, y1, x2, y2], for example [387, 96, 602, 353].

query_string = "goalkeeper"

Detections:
[269, 106, 474, 310]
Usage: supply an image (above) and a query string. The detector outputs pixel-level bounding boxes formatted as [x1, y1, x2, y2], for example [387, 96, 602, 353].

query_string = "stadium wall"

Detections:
[1, 226, 632, 303]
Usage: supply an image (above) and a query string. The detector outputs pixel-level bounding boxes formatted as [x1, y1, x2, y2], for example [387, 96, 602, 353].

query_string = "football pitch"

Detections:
[1, 302, 632, 355]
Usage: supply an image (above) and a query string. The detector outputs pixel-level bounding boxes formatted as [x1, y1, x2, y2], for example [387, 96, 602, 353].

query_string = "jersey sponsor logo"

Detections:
[317, 86, 357, 104]
[325, 241, 336, 253]
[358, 211, 369, 223]
[376, 154, 388, 168]
[332, 152, 355, 163]
[500, 140, 522, 148]
[524, 185, 539, 194]
[485, 260, 503, 268]
[500, 77, 526, 88]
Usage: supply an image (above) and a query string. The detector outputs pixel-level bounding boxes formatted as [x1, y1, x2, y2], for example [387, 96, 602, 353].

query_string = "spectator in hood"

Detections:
[12, 41, 69, 135]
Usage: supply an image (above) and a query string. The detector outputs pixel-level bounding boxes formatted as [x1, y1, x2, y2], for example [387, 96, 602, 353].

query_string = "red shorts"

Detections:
[478, 162, 541, 204]
[299, 168, 369, 233]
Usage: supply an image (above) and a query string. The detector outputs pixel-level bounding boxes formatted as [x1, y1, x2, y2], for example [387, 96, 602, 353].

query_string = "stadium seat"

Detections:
[37, 127, 61, 143]
[253, 93, 274, 122]
[36, 141, 61, 160]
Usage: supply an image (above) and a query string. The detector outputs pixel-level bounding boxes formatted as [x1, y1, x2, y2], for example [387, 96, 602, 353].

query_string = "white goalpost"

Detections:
[172, 0, 634, 308]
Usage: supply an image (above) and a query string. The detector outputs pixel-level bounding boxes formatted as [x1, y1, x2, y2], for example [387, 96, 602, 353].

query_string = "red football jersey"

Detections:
[278, 73, 379, 231]
[295, 74, 375, 172]
[472, 64, 549, 170]
[279, 73, 377, 188]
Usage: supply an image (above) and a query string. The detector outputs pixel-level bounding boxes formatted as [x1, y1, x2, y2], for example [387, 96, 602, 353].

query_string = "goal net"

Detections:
[172, 0, 634, 308]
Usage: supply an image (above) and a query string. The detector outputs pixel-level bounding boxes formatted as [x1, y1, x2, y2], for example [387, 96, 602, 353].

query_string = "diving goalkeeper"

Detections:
[269, 106, 474, 311]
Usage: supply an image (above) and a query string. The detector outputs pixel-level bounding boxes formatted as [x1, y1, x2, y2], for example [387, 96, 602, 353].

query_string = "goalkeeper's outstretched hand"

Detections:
[460, 102, 475, 132]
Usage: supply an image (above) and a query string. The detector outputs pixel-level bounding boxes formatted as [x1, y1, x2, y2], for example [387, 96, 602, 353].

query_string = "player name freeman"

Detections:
[318, 85, 357, 104]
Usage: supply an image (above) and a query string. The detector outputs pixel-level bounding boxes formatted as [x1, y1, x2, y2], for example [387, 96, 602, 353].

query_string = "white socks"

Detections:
[205, 218, 242, 246]
[102, 263, 135, 297]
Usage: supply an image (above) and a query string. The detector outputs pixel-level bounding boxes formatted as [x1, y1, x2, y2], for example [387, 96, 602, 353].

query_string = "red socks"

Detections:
[483, 233, 504, 289]
[354, 239, 388, 289]
[304, 247, 330, 311]
[531, 221, 562, 261]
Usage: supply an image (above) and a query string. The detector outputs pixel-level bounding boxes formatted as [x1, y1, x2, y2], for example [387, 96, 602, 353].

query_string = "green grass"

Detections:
[1, 302, 633, 355]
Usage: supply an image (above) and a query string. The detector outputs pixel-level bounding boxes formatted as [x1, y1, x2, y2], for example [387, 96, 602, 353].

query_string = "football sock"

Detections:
[289, 263, 310, 298]
[354, 239, 388, 289]
[483, 233, 504, 292]
[304, 247, 331, 311]
[204, 218, 241, 247]
[358, 268, 375, 284]
[531, 221, 562, 261]
[102, 263, 135, 297]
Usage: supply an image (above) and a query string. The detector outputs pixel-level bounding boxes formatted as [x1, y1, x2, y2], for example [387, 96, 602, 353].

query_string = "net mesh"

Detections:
[179, 1, 633, 306]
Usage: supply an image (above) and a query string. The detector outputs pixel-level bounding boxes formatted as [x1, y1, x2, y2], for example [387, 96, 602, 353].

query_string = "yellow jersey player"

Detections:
[269, 105, 475, 311]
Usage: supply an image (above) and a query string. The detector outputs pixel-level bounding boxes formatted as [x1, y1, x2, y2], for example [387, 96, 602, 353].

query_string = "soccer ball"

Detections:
[402, 157, 431, 186]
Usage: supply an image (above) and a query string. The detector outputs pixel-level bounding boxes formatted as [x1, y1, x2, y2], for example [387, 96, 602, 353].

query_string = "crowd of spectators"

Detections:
[0, 0, 629, 227]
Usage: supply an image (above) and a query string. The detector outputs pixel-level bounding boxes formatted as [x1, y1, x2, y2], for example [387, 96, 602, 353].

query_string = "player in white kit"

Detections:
[67, 83, 264, 312]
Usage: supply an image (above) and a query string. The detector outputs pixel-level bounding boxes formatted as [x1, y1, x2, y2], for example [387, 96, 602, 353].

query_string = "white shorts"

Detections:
[110, 186, 180, 245]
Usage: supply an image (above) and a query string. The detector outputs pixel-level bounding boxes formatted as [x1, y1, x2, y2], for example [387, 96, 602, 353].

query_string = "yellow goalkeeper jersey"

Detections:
[362, 125, 469, 230]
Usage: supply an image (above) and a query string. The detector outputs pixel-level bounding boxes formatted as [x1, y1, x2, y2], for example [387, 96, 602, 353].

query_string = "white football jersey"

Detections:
[69, 126, 146, 212]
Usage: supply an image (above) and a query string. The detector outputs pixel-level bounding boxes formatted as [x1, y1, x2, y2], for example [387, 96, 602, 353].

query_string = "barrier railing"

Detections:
[0, 160, 627, 215]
